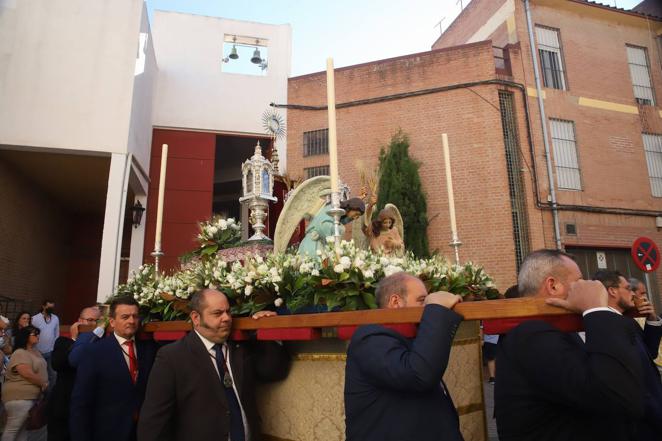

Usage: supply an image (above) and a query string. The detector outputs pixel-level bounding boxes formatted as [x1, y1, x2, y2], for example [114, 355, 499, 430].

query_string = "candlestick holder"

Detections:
[151, 249, 164, 279]
[449, 236, 462, 265]
[328, 191, 345, 243]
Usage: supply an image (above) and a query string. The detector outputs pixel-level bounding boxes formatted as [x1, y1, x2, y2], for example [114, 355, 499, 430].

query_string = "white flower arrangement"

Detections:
[183, 216, 242, 262]
[113, 237, 498, 319]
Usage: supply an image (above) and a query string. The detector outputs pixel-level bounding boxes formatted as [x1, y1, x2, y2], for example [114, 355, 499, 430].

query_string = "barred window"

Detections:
[498, 91, 530, 271]
[536, 26, 566, 90]
[642, 134, 662, 197]
[303, 129, 329, 157]
[304, 165, 330, 179]
[627, 45, 655, 106]
[550, 119, 582, 190]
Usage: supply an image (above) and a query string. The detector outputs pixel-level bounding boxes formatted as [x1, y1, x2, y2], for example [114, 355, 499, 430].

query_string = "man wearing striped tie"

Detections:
[71, 296, 158, 441]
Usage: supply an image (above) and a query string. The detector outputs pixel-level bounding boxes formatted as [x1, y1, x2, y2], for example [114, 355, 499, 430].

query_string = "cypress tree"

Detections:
[377, 130, 430, 257]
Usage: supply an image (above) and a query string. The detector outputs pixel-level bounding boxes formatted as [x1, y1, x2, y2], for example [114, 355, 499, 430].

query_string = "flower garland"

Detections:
[114, 240, 499, 321]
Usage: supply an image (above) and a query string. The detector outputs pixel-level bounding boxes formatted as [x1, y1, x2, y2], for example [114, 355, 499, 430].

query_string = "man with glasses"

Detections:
[47, 306, 102, 441]
[71, 296, 158, 441]
[593, 270, 662, 440]
[495, 250, 643, 441]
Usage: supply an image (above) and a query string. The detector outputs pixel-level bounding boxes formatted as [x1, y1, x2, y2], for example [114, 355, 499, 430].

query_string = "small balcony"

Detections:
[494, 46, 512, 77]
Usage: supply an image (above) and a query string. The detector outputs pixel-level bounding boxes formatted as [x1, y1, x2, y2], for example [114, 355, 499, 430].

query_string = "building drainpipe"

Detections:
[523, 0, 562, 250]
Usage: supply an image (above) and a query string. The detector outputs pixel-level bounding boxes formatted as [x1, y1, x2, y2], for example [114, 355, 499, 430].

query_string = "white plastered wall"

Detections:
[0, 0, 146, 154]
[0, 0, 157, 302]
[151, 11, 291, 172]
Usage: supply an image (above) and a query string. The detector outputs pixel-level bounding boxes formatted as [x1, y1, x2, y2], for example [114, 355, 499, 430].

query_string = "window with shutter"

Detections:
[535, 26, 567, 90]
[550, 119, 582, 190]
[627, 46, 655, 106]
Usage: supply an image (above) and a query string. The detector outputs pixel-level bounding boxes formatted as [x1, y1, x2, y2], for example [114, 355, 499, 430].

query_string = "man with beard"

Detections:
[495, 250, 644, 441]
[593, 270, 662, 440]
[32, 299, 59, 390]
[137, 288, 290, 441]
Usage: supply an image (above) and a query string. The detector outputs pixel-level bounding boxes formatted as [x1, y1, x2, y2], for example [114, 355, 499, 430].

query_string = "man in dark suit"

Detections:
[71, 296, 158, 441]
[593, 270, 662, 440]
[48, 306, 101, 441]
[495, 249, 644, 441]
[344, 272, 464, 441]
[137, 288, 290, 441]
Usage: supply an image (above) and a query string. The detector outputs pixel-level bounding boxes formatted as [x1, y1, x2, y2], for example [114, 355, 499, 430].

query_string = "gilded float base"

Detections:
[258, 321, 485, 441]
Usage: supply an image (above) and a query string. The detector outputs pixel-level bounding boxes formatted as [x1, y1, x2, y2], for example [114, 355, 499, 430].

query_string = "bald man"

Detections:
[138, 289, 290, 441]
[48, 306, 102, 441]
[344, 272, 464, 441]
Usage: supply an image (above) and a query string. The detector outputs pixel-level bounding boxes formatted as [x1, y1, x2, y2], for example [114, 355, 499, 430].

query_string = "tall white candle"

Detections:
[442, 134, 458, 239]
[154, 144, 168, 251]
[326, 58, 339, 194]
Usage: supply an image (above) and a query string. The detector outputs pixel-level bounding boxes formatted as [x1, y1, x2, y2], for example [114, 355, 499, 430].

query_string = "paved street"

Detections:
[483, 373, 499, 441]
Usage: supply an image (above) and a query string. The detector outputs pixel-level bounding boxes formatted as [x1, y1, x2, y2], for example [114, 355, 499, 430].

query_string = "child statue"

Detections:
[362, 205, 405, 256]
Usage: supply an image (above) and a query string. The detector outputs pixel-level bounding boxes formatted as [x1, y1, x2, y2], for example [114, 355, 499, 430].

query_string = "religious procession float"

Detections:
[109, 60, 569, 441]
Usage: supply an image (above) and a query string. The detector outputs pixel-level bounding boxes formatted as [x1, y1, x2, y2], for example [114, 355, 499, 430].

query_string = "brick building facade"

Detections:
[286, 0, 662, 304]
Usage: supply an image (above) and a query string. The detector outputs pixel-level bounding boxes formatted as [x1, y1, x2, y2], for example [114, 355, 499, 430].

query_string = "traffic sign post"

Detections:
[631, 237, 660, 301]
[631, 237, 660, 273]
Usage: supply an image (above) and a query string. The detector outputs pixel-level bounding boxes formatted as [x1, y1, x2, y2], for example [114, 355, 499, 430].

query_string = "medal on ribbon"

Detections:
[223, 372, 233, 388]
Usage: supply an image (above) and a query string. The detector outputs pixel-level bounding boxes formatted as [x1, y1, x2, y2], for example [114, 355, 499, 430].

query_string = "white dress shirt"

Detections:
[114, 333, 138, 371]
[194, 330, 250, 441]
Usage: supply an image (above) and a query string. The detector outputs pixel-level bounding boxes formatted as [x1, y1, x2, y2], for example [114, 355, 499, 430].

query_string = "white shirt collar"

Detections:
[194, 330, 226, 352]
[114, 332, 135, 346]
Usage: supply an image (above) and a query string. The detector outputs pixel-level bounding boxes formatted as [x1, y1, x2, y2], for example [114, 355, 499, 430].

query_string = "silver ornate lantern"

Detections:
[239, 141, 277, 241]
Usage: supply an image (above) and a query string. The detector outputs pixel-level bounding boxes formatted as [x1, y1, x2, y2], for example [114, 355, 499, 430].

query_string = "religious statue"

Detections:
[272, 176, 364, 256]
[349, 167, 405, 256]
[362, 204, 405, 256]
[297, 198, 365, 256]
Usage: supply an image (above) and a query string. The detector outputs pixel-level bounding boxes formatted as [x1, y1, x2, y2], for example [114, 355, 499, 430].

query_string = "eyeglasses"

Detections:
[81, 318, 98, 323]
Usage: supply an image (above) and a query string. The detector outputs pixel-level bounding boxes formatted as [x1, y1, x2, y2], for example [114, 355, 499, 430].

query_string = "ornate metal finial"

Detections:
[271, 147, 280, 175]
[239, 140, 278, 241]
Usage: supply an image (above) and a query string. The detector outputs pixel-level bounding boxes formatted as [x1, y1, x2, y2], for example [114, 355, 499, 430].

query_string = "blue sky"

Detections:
[145, 0, 643, 77]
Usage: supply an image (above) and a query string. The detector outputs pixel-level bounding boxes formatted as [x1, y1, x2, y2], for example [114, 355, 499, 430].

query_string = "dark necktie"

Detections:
[214, 344, 245, 441]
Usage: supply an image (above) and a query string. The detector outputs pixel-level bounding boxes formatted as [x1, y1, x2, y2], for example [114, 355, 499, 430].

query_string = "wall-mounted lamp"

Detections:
[131, 200, 145, 228]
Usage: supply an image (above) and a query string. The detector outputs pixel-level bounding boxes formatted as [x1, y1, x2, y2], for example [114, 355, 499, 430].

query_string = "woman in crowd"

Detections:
[6, 312, 32, 351]
[1, 326, 48, 441]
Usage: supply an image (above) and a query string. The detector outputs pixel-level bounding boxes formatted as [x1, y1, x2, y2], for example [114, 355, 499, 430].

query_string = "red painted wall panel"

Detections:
[144, 129, 216, 272]
[63, 215, 104, 323]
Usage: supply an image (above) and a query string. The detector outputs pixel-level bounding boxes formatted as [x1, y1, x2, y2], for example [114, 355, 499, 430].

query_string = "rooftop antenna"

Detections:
[434, 17, 446, 35]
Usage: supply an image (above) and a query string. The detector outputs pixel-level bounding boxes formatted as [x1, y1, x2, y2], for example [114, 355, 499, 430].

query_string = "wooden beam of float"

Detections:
[136, 297, 568, 333]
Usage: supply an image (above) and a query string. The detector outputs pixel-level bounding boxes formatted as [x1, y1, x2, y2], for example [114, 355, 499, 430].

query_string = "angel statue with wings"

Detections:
[298, 197, 365, 256]
[362, 204, 405, 256]
[272, 176, 365, 257]
[350, 167, 405, 256]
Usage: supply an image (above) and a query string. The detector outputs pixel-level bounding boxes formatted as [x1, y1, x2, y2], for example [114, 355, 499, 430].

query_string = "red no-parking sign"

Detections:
[631, 237, 660, 273]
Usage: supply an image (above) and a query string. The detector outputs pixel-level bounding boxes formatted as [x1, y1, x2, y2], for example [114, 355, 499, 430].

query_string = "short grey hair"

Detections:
[629, 278, 643, 291]
[376, 272, 414, 308]
[79, 306, 101, 319]
[517, 249, 576, 297]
